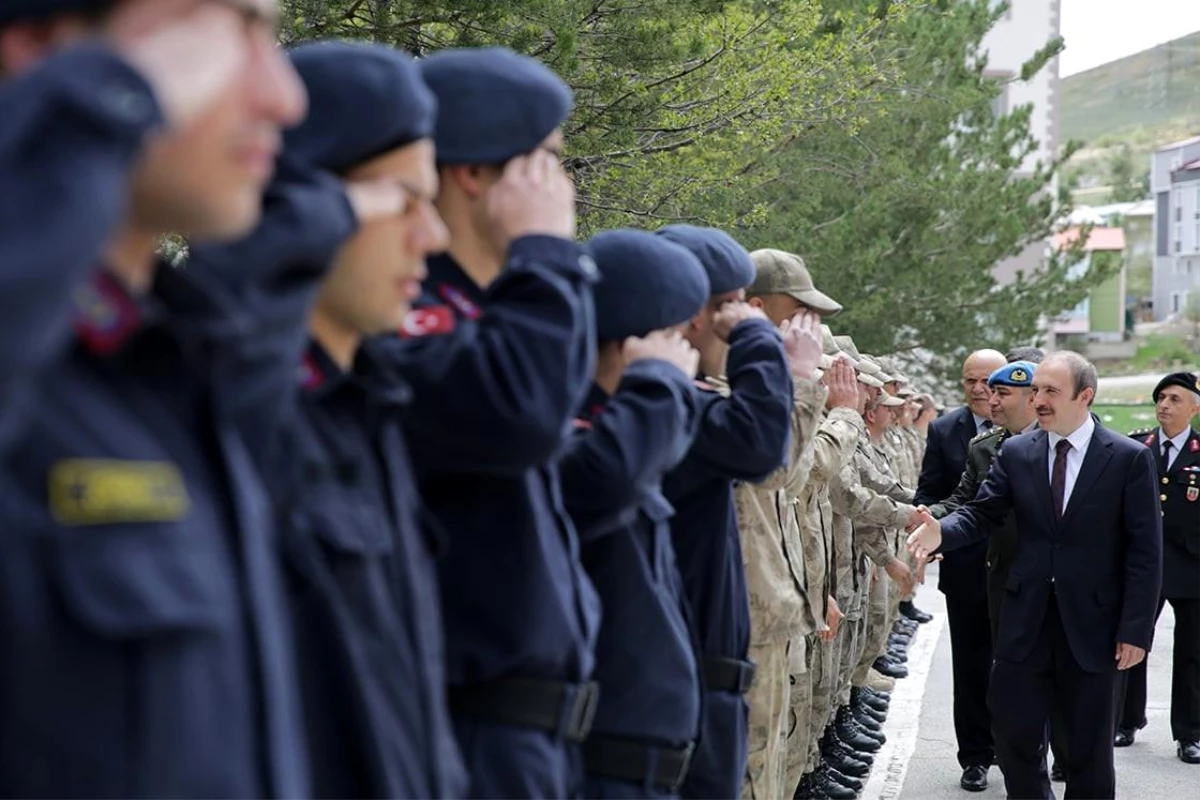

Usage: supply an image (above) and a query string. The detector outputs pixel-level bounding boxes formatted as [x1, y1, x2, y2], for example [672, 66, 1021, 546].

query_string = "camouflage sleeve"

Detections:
[853, 523, 894, 567]
[828, 453, 915, 535]
[754, 377, 826, 492]
[856, 445, 916, 504]
[807, 407, 865, 485]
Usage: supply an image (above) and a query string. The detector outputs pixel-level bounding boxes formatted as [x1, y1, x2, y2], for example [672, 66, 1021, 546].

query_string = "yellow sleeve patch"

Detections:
[49, 459, 190, 526]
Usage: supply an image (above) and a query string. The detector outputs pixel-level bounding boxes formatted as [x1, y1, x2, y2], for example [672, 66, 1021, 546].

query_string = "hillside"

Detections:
[1061, 30, 1200, 147]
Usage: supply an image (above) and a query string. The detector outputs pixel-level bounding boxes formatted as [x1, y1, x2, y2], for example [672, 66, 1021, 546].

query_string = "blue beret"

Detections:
[0, 1, 108, 24]
[988, 360, 1037, 388]
[419, 47, 572, 165]
[284, 42, 436, 174]
[655, 225, 755, 295]
[587, 229, 710, 342]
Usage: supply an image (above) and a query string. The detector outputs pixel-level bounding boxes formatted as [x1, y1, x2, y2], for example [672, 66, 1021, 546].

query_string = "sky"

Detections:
[1059, 0, 1200, 77]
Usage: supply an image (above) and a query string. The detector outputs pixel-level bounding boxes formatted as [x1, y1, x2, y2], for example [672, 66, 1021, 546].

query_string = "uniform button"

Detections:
[1162, 477, 1170, 485]
[578, 254, 598, 276]
[102, 83, 152, 123]
[1161, 494, 1168, 502]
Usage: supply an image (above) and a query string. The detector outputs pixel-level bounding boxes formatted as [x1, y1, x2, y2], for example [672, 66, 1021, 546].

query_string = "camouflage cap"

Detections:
[877, 392, 907, 407]
[748, 249, 843, 316]
[833, 335, 884, 388]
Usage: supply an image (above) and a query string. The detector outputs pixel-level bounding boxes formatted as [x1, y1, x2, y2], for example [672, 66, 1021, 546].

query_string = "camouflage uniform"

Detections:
[735, 377, 826, 800]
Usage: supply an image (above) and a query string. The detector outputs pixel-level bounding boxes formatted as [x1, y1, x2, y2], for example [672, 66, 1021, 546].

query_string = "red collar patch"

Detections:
[1191, 437, 1199, 453]
[399, 305, 456, 338]
[299, 352, 325, 391]
[72, 271, 142, 356]
[572, 418, 593, 430]
[437, 283, 481, 320]
[1143, 433, 1157, 447]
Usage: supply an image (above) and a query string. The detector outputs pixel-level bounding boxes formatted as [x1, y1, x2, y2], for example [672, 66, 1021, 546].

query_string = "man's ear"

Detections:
[443, 164, 490, 200]
[746, 296, 764, 309]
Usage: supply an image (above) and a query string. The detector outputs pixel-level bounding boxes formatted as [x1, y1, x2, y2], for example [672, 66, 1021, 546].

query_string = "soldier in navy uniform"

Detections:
[1116, 371, 1200, 765]
[380, 47, 601, 798]
[654, 224, 795, 800]
[560, 229, 710, 799]
[187, 42, 469, 798]
[0, 1, 315, 796]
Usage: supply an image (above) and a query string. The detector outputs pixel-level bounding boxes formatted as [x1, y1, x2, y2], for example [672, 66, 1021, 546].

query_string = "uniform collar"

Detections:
[302, 339, 412, 406]
[426, 252, 485, 317]
[1158, 426, 1193, 453]
[576, 383, 610, 424]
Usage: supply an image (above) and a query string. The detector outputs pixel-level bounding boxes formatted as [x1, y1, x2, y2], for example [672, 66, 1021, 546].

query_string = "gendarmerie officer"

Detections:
[1117, 372, 1200, 765]
[382, 47, 601, 797]
[561, 229, 710, 799]
[0, 0, 312, 795]
[655, 225, 795, 800]
[187, 42, 466, 797]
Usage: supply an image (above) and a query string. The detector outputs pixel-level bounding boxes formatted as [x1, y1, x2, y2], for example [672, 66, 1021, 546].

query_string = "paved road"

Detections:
[1097, 374, 1165, 390]
[860, 565, 1195, 800]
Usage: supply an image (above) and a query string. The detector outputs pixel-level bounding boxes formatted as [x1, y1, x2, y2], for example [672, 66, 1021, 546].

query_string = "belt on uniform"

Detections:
[583, 735, 696, 793]
[448, 677, 600, 743]
[702, 655, 756, 694]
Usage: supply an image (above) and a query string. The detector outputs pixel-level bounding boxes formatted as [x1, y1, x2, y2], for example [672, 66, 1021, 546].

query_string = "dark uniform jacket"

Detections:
[1129, 426, 1200, 599]
[930, 424, 1035, 642]
[0, 47, 308, 797]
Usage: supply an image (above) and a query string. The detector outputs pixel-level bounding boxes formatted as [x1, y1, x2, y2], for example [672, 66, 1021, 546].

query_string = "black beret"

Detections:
[419, 46, 572, 165]
[655, 224, 755, 296]
[1153, 371, 1200, 402]
[284, 41, 437, 174]
[0, 0, 109, 25]
[587, 229, 710, 342]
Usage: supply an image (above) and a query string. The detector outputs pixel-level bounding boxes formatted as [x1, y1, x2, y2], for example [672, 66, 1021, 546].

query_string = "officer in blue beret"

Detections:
[363, 46, 600, 798]
[654, 224, 796, 800]
[0, 1, 313, 797]
[188, 41, 468, 799]
[559, 229, 708, 798]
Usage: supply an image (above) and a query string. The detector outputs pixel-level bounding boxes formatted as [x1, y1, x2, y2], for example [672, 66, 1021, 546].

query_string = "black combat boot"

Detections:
[836, 705, 882, 751]
[812, 763, 858, 799]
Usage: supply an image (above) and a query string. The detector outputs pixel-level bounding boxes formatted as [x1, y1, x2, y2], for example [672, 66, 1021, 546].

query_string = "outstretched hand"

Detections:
[906, 507, 943, 562]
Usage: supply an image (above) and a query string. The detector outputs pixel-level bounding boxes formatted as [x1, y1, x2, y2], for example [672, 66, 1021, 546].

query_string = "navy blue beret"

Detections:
[284, 41, 436, 174]
[0, 0, 109, 24]
[655, 224, 756, 296]
[419, 46, 572, 165]
[587, 229, 710, 342]
[988, 360, 1037, 388]
[1153, 371, 1200, 401]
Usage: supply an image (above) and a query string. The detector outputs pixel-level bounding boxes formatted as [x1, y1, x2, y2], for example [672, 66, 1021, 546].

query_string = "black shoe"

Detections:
[793, 771, 819, 800]
[821, 760, 863, 792]
[888, 631, 911, 645]
[1179, 740, 1200, 764]
[861, 685, 891, 705]
[960, 765, 988, 792]
[899, 600, 933, 623]
[824, 743, 871, 778]
[886, 647, 908, 663]
[873, 657, 909, 679]
[852, 707, 883, 731]
[847, 713, 886, 745]
[1050, 762, 1065, 782]
[1114, 727, 1137, 747]
[826, 725, 875, 767]
[835, 707, 882, 752]
[812, 764, 858, 799]
[855, 699, 886, 724]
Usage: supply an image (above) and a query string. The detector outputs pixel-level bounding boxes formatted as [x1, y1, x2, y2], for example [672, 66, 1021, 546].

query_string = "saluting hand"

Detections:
[822, 356, 859, 410]
[485, 150, 576, 250]
[906, 507, 942, 562]
[780, 311, 823, 380]
[622, 331, 700, 378]
[711, 302, 768, 342]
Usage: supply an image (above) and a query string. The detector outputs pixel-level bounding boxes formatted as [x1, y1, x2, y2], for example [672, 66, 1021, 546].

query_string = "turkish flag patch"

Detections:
[400, 305, 455, 338]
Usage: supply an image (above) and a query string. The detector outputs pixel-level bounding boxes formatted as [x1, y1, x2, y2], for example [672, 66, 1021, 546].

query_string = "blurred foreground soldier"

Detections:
[656, 225, 795, 799]
[916, 349, 1007, 781]
[737, 248, 842, 800]
[188, 42, 466, 798]
[560, 229, 709, 798]
[927, 360, 1040, 792]
[0, 1, 313, 796]
[392, 48, 600, 797]
[1117, 372, 1200, 764]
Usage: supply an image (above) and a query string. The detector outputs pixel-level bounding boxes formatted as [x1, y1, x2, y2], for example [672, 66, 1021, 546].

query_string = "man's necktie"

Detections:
[1051, 439, 1072, 519]
[1161, 440, 1173, 474]
[980, 419, 993, 435]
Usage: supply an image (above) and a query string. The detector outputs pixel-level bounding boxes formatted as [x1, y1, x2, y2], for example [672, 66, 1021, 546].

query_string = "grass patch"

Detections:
[1128, 334, 1196, 372]
[1094, 405, 1158, 434]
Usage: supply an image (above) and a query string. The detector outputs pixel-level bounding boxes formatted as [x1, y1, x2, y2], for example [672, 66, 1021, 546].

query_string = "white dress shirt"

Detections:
[1158, 426, 1191, 471]
[1047, 414, 1095, 510]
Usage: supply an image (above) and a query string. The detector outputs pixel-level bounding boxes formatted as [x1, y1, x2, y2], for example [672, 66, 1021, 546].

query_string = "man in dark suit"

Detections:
[916, 349, 1006, 788]
[908, 351, 1163, 800]
[1115, 372, 1200, 764]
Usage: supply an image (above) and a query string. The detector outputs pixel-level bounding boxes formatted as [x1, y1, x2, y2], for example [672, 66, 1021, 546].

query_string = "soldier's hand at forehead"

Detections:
[823, 356, 859, 410]
[779, 311, 822, 380]
[622, 331, 700, 377]
[107, 0, 256, 129]
[484, 149, 576, 249]
[711, 301, 767, 342]
[344, 178, 413, 224]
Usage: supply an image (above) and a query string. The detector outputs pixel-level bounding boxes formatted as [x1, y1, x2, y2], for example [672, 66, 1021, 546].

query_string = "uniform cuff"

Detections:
[507, 235, 598, 283]
[49, 44, 165, 141]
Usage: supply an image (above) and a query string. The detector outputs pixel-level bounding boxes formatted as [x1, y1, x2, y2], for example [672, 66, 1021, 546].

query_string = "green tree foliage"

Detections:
[1107, 143, 1151, 202]
[727, 0, 1105, 372]
[279, 0, 893, 232]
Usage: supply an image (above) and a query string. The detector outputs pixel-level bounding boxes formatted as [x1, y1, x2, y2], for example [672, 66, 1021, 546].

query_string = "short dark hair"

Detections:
[1006, 346, 1044, 364]
[1044, 351, 1097, 406]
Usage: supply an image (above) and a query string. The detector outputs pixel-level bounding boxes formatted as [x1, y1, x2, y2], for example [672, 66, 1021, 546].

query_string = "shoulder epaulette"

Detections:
[1128, 427, 1155, 439]
[970, 426, 1004, 444]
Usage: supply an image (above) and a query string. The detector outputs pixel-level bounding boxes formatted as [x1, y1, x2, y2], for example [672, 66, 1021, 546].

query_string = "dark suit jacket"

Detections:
[1130, 427, 1200, 599]
[938, 418, 1163, 674]
[916, 405, 988, 599]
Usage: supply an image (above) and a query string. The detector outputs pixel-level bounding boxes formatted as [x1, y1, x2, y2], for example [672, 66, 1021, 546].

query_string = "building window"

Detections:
[1176, 222, 1183, 252]
[1172, 292, 1188, 314]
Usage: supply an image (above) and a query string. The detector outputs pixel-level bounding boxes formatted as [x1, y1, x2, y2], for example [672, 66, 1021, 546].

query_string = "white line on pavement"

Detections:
[861, 611, 948, 800]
